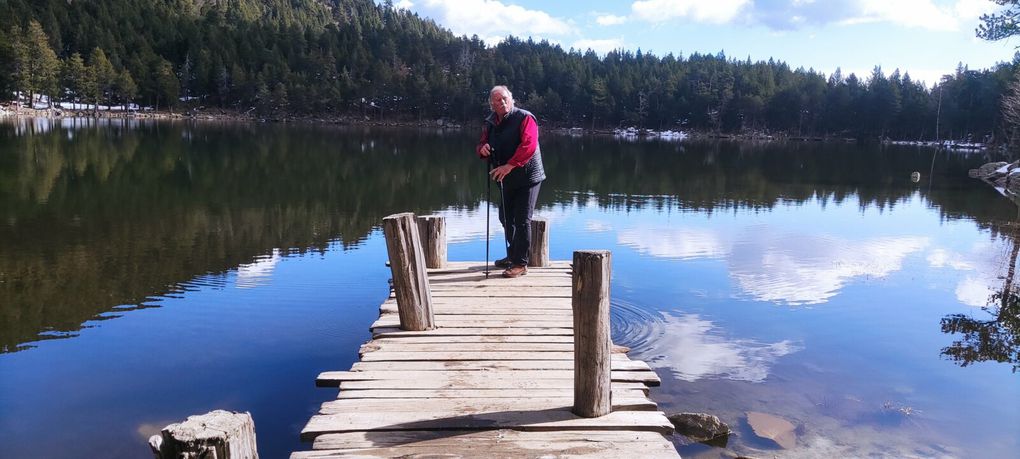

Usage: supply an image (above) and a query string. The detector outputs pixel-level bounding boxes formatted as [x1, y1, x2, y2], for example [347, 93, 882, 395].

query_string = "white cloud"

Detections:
[622, 0, 996, 31]
[618, 223, 929, 305]
[631, 0, 752, 24]
[411, 0, 573, 42]
[846, 0, 959, 31]
[730, 234, 929, 305]
[636, 313, 800, 382]
[394, 0, 414, 10]
[927, 241, 1011, 307]
[571, 37, 626, 54]
[954, 0, 999, 21]
[618, 227, 727, 260]
[596, 14, 628, 26]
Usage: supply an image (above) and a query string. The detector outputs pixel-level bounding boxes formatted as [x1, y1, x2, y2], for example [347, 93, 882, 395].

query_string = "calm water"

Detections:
[0, 118, 1017, 458]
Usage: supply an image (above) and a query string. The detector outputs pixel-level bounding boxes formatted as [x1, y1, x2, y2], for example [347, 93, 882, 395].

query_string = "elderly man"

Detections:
[476, 85, 547, 278]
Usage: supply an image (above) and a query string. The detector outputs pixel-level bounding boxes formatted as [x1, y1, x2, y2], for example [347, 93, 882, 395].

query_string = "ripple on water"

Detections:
[611, 298, 801, 383]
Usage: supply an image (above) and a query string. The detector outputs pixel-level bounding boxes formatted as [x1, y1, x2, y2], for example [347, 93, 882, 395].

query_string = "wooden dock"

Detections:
[292, 260, 678, 458]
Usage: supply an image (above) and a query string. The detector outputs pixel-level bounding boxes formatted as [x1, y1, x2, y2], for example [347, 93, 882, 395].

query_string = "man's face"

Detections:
[489, 91, 513, 117]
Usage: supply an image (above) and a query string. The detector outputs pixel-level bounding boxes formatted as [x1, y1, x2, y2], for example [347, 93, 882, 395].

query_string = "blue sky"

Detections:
[392, 0, 1020, 86]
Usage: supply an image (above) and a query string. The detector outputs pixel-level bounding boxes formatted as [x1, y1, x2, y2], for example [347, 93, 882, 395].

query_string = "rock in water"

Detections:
[667, 412, 730, 442]
[746, 411, 797, 449]
[968, 161, 1008, 179]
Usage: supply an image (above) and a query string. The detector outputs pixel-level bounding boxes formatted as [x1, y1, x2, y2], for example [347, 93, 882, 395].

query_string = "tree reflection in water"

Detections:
[941, 213, 1020, 372]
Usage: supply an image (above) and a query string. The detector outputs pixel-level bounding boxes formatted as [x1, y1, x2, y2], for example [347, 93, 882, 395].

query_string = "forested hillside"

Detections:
[1, 0, 1016, 140]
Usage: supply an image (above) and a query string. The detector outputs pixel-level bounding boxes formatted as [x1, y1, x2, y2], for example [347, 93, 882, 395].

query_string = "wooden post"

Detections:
[572, 250, 612, 418]
[149, 410, 258, 459]
[383, 212, 435, 331]
[529, 217, 549, 267]
[416, 215, 447, 269]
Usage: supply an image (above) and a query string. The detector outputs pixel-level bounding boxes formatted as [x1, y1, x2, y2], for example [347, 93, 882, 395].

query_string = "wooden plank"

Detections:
[319, 370, 660, 386]
[371, 318, 574, 329]
[360, 342, 576, 353]
[372, 327, 575, 337]
[428, 261, 571, 272]
[358, 351, 635, 361]
[381, 304, 572, 314]
[301, 429, 678, 458]
[318, 396, 658, 414]
[339, 380, 651, 391]
[358, 351, 573, 361]
[365, 336, 576, 344]
[428, 277, 572, 286]
[359, 344, 640, 359]
[348, 359, 653, 372]
[335, 388, 650, 399]
[300, 410, 674, 440]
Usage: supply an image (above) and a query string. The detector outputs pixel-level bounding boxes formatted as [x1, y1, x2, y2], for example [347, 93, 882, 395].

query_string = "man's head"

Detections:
[489, 86, 514, 118]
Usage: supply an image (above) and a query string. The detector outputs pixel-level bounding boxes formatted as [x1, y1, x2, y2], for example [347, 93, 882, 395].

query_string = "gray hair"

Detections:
[490, 85, 513, 99]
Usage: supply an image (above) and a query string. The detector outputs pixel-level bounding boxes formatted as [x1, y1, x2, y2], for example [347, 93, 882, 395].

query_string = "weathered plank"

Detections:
[299, 429, 678, 458]
[319, 370, 660, 386]
[360, 342, 576, 354]
[371, 318, 575, 329]
[428, 261, 571, 272]
[300, 410, 674, 440]
[372, 327, 575, 337]
[335, 388, 650, 400]
[365, 335, 577, 344]
[318, 396, 658, 414]
[347, 359, 653, 372]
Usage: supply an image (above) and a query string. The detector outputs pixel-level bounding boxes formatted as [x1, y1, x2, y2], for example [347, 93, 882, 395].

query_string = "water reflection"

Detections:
[640, 312, 801, 383]
[612, 215, 930, 305]
[940, 213, 1020, 371]
[2, 120, 1019, 458]
[730, 233, 929, 305]
[236, 250, 282, 289]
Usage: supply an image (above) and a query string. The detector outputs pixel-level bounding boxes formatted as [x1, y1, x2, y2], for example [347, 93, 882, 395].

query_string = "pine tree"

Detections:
[88, 48, 116, 115]
[62, 53, 88, 105]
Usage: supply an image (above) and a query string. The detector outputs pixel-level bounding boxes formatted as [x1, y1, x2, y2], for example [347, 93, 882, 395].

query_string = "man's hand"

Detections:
[479, 143, 492, 158]
[490, 164, 514, 182]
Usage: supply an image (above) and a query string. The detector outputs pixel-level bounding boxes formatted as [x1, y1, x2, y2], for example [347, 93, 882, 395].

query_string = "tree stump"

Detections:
[529, 217, 549, 267]
[416, 215, 447, 269]
[149, 410, 258, 459]
[572, 250, 612, 417]
[383, 212, 435, 331]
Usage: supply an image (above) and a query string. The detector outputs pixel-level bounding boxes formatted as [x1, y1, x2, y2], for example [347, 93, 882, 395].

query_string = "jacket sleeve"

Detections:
[506, 115, 538, 167]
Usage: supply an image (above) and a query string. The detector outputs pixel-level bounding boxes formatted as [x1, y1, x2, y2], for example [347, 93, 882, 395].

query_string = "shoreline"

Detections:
[0, 104, 997, 149]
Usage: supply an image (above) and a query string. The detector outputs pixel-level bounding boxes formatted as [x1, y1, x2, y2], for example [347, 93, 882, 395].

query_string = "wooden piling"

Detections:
[572, 250, 612, 418]
[383, 213, 435, 331]
[416, 215, 447, 269]
[149, 410, 258, 459]
[529, 217, 549, 267]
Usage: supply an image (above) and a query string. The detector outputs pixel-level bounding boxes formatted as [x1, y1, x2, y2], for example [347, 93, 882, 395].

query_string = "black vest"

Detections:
[485, 107, 546, 190]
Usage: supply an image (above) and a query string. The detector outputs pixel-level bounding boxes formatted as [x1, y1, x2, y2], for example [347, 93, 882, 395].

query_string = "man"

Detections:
[476, 85, 546, 278]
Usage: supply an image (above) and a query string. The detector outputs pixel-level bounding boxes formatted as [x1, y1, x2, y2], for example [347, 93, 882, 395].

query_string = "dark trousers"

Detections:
[497, 181, 541, 266]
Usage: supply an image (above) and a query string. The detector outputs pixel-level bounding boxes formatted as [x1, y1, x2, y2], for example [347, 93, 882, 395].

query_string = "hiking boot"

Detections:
[502, 264, 528, 278]
[494, 257, 512, 268]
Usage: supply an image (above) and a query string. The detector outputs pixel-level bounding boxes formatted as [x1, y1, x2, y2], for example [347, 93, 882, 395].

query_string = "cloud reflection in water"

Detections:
[635, 312, 800, 383]
[618, 224, 929, 305]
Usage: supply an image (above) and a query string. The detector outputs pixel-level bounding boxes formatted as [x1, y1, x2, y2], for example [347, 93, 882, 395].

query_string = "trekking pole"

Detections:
[485, 155, 493, 279]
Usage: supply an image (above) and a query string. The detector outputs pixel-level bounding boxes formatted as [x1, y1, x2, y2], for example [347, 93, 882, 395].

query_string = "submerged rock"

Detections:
[668, 412, 730, 443]
[746, 411, 797, 449]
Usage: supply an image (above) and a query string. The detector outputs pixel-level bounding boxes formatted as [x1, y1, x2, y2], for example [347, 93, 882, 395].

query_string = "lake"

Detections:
[0, 118, 1017, 458]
